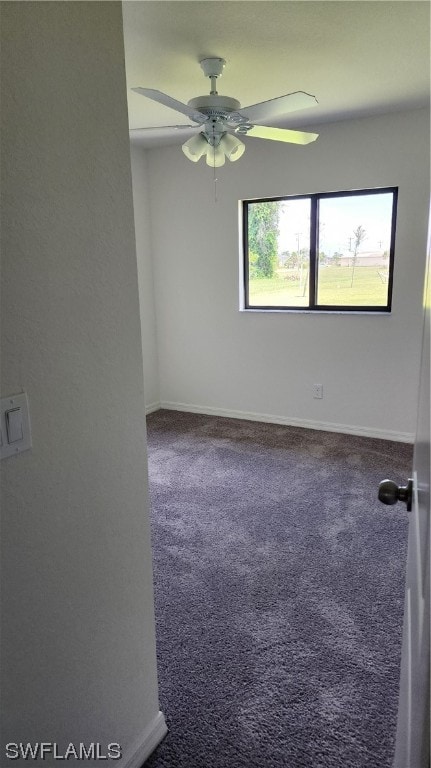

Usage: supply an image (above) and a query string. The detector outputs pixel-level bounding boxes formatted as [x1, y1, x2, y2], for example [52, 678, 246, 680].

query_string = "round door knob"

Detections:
[378, 478, 413, 512]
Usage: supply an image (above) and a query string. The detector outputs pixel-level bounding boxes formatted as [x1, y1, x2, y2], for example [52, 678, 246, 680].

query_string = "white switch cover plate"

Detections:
[313, 384, 323, 399]
[0, 392, 32, 460]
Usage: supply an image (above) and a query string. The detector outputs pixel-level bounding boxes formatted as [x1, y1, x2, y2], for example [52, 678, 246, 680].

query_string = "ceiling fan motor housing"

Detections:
[188, 95, 241, 117]
[188, 96, 244, 145]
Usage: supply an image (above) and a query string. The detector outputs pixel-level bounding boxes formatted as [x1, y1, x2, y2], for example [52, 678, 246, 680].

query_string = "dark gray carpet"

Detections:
[144, 409, 412, 768]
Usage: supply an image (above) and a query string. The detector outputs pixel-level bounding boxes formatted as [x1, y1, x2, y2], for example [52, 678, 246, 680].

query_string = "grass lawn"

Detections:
[248, 266, 389, 307]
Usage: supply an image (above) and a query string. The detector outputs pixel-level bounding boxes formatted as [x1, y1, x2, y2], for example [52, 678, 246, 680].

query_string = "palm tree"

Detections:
[350, 225, 366, 287]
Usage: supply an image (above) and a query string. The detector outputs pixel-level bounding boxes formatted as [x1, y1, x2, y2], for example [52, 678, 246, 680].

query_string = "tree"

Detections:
[248, 250, 260, 279]
[248, 202, 279, 278]
[319, 251, 328, 265]
[350, 225, 366, 287]
[332, 251, 343, 267]
[279, 250, 291, 267]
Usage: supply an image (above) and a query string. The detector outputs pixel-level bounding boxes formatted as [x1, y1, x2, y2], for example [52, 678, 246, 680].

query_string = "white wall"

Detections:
[1, 3, 165, 766]
[130, 145, 160, 411]
[140, 108, 429, 441]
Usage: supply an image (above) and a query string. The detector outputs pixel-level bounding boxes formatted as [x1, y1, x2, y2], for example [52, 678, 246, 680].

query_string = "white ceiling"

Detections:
[123, 1, 430, 148]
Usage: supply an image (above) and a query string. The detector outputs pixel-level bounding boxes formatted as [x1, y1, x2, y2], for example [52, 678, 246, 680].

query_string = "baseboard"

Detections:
[145, 401, 161, 415]
[121, 711, 167, 768]
[160, 401, 414, 444]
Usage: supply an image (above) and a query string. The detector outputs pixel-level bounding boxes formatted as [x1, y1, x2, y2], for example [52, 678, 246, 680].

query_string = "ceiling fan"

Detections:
[132, 57, 319, 167]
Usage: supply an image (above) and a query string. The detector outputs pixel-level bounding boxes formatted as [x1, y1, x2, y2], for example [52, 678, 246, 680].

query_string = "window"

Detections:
[242, 187, 398, 312]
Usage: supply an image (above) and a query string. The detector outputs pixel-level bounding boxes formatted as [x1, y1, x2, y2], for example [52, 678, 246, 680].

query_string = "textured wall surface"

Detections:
[1, 3, 162, 765]
[140, 108, 429, 441]
[131, 145, 160, 410]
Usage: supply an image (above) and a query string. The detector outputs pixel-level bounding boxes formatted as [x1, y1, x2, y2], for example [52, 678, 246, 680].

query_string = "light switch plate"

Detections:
[0, 392, 32, 460]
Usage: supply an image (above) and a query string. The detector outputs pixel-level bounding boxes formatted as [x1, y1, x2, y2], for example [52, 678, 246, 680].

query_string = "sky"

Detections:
[278, 192, 394, 256]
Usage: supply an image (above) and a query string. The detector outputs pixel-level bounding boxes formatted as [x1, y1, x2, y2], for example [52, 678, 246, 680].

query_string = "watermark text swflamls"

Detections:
[5, 743, 122, 760]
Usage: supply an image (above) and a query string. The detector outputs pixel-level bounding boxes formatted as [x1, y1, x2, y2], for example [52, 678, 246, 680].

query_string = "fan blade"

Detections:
[245, 125, 318, 145]
[234, 91, 318, 124]
[129, 125, 198, 132]
[132, 88, 207, 123]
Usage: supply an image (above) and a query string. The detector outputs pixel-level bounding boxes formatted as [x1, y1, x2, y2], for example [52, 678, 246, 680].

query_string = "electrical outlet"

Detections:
[313, 384, 323, 399]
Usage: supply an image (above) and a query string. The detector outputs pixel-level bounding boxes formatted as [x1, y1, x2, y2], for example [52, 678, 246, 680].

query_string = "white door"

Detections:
[384, 223, 430, 767]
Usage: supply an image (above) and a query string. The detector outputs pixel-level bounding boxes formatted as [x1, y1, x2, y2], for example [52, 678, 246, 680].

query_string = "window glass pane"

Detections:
[247, 198, 311, 307]
[317, 193, 394, 307]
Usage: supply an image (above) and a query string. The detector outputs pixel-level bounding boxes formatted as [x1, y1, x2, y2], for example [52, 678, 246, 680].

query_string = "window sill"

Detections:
[239, 308, 391, 315]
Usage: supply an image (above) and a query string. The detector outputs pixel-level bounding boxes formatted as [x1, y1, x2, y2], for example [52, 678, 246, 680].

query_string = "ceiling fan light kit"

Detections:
[219, 132, 245, 161]
[207, 144, 226, 168]
[182, 133, 208, 162]
[182, 129, 245, 165]
[132, 57, 319, 168]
